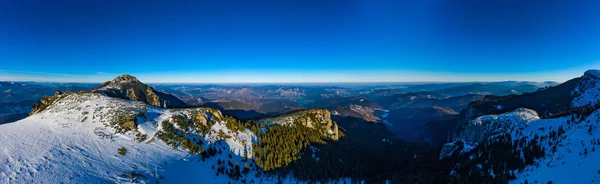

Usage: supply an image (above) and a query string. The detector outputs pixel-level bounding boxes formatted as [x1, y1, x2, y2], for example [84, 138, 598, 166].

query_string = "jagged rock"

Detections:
[54, 90, 63, 96]
[111, 74, 140, 83]
[30, 93, 68, 115]
[439, 139, 477, 159]
[262, 109, 340, 140]
[92, 74, 188, 108]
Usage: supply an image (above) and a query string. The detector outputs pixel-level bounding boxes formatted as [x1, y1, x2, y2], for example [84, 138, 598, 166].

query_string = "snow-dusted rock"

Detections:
[439, 139, 477, 159]
[572, 69, 600, 108]
[461, 108, 540, 143]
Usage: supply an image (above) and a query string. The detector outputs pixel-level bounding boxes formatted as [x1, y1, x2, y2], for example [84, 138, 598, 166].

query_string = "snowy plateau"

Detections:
[0, 92, 297, 183]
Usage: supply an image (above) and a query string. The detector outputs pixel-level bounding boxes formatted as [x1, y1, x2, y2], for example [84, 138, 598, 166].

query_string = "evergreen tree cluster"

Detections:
[443, 133, 546, 183]
[214, 158, 249, 181]
[266, 117, 441, 183]
[252, 120, 327, 171]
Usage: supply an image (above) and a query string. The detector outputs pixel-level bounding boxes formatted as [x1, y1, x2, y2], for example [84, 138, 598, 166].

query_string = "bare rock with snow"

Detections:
[571, 69, 600, 108]
[92, 74, 188, 108]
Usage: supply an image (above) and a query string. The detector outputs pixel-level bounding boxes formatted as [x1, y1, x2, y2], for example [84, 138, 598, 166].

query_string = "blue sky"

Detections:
[1, 0, 599, 83]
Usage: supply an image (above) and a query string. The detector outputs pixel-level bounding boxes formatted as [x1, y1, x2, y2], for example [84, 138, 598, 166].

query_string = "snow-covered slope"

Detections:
[512, 109, 600, 183]
[442, 103, 600, 183]
[572, 69, 600, 108]
[440, 108, 540, 159]
[0, 92, 285, 183]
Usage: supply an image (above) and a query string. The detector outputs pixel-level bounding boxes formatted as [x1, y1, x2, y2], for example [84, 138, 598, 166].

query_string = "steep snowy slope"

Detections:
[441, 103, 600, 183]
[572, 69, 600, 108]
[0, 92, 293, 183]
[438, 70, 600, 183]
[512, 109, 600, 183]
[440, 108, 542, 159]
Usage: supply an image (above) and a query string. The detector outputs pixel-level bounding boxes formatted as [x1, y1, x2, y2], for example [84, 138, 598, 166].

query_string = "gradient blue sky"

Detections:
[1, 0, 600, 83]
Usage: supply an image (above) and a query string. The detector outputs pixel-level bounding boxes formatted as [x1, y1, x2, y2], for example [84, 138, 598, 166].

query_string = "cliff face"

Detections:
[296, 109, 339, 140]
[259, 108, 340, 140]
[92, 74, 188, 108]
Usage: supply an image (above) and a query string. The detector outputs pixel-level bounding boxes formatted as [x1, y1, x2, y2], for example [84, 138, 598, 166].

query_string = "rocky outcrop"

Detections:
[461, 108, 539, 143]
[92, 74, 188, 108]
[439, 139, 477, 159]
[294, 109, 339, 140]
[30, 92, 69, 115]
[571, 69, 600, 108]
[259, 109, 340, 140]
[111, 74, 139, 83]
[440, 108, 540, 159]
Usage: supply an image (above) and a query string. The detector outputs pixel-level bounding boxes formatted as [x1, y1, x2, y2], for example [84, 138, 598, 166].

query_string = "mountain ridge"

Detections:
[2, 74, 342, 183]
[92, 74, 189, 108]
[437, 69, 600, 183]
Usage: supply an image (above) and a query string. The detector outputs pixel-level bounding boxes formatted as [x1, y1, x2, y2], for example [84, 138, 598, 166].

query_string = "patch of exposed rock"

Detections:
[93, 74, 188, 108]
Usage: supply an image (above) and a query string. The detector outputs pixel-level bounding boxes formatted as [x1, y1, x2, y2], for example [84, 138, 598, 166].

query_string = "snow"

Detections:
[204, 121, 256, 158]
[471, 108, 540, 127]
[441, 108, 542, 158]
[572, 71, 600, 108]
[443, 99, 600, 183]
[0, 94, 187, 183]
[0, 93, 291, 183]
[511, 110, 600, 184]
[585, 69, 600, 78]
[439, 140, 478, 159]
[460, 108, 540, 143]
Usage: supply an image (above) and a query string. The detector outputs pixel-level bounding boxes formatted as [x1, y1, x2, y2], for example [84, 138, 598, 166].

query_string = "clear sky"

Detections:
[1, 0, 600, 83]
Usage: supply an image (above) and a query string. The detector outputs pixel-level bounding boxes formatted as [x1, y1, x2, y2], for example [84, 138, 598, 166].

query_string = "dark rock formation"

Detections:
[93, 74, 188, 108]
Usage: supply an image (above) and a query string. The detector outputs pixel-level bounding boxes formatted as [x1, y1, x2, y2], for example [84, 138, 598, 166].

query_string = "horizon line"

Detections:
[0, 79, 559, 84]
[1, 67, 593, 84]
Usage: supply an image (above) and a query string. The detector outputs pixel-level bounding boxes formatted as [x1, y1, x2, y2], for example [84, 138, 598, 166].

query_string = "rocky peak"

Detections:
[111, 74, 140, 83]
[572, 69, 600, 108]
[583, 69, 600, 79]
[92, 74, 189, 108]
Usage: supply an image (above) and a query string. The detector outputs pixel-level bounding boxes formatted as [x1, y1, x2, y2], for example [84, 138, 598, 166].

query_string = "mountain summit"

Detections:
[93, 74, 188, 108]
[110, 74, 141, 83]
